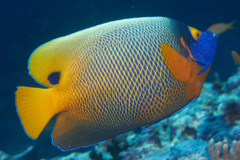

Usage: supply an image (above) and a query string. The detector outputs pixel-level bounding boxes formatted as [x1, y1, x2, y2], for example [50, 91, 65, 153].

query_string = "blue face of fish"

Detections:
[180, 27, 218, 75]
[189, 30, 218, 74]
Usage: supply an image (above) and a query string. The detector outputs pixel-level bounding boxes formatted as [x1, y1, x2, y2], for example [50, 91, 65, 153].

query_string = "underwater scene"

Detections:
[1, 0, 240, 159]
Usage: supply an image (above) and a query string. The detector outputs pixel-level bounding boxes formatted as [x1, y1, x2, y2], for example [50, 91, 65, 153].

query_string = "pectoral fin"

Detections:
[161, 43, 202, 82]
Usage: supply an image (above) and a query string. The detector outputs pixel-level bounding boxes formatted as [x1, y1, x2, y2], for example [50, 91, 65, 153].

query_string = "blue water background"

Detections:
[0, 0, 239, 159]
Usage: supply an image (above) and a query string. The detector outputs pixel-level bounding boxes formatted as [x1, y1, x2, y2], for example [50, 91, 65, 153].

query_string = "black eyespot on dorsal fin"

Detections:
[48, 72, 60, 85]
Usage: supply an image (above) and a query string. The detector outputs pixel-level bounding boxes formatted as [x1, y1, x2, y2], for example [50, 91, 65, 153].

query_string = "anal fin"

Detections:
[52, 112, 116, 151]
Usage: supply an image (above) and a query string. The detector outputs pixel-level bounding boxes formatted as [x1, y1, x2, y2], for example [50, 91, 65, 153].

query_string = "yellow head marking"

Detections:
[188, 26, 202, 41]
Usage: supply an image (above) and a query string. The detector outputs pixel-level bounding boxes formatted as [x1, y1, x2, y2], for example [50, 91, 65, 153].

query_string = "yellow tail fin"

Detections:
[16, 87, 58, 139]
[227, 20, 238, 30]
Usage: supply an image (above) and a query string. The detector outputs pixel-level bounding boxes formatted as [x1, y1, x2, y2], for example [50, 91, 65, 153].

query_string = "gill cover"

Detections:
[181, 27, 218, 75]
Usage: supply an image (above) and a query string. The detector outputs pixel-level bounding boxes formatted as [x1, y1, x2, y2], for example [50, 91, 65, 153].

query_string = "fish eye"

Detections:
[48, 72, 60, 85]
[188, 26, 202, 41]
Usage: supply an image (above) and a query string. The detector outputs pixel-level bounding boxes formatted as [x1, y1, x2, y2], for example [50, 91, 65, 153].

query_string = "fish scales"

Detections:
[58, 18, 187, 131]
[15, 17, 218, 150]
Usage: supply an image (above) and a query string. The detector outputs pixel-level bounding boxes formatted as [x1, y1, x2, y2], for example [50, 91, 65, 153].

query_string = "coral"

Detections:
[227, 124, 240, 141]
[49, 152, 91, 160]
[221, 101, 240, 124]
[120, 147, 155, 160]
[0, 150, 11, 160]
[0, 146, 34, 160]
[207, 139, 240, 160]
[226, 73, 240, 92]
[197, 115, 233, 142]
[141, 139, 209, 160]
[118, 125, 164, 160]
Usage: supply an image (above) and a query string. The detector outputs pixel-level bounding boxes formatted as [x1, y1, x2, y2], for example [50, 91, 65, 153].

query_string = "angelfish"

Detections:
[16, 17, 218, 151]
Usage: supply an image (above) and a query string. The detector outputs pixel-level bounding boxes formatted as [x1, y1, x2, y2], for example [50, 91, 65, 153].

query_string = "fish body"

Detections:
[207, 20, 238, 35]
[16, 17, 218, 151]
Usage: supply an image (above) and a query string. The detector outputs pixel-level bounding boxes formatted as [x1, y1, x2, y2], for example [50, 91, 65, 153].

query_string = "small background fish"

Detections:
[207, 20, 238, 36]
[231, 50, 240, 65]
